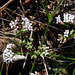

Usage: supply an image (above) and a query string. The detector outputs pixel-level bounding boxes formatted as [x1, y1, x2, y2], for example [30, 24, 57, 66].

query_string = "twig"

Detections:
[6, 8, 23, 17]
[0, 0, 13, 12]
[30, 31, 33, 38]
[0, 18, 10, 22]
[6, 63, 9, 75]
[42, 56, 49, 75]
[23, 52, 28, 68]
[2, 20, 6, 49]
[54, 44, 75, 50]
[17, 7, 24, 17]
[19, 0, 26, 16]
[30, 20, 63, 31]
[21, 43, 23, 55]
[3, 9, 15, 20]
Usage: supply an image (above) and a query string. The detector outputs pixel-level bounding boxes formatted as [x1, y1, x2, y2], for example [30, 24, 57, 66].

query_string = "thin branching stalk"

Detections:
[29, 0, 62, 74]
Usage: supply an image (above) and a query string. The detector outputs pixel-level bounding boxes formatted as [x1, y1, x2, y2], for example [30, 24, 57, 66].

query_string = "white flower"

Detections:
[25, 22, 32, 26]
[64, 30, 69, 37]
[3, 43, 15, 64]
[63, 13, 74, 23]
[63, 13, 69, 22]
[22, 17, 33, 31]
[23, 22, 33, 31]
[22, 21, 24, 25]
[3, 49, 14, 63]
[6, 43, 15, 49]
[42, 45, 49, 50]
[9, 21, 15, 28]
[3, 43, 27, 64]
[69, 14, 74, 23]
[30, 73, 35, 75]
[40, 45, 49, 58]
[43, 47, 49, 50]
[22, 17, 30, 22]
[30, 71, 40, 75]
[9, 20, 17, 29]
[41, 50, 49, 58]
[55, 15, 61, 24]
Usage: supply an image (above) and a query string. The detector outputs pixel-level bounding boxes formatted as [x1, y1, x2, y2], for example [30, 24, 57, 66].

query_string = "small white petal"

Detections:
[12, 55, 26, 61]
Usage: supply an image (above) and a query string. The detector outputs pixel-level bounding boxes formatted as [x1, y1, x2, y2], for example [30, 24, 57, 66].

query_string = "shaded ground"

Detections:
[0, 0, 75, 75]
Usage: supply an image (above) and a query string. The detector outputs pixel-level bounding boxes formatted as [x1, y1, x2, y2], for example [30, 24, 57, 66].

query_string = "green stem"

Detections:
[49, 54, 75, 61]
[0, 62, 4, 75]
[29, 0, 63, 74]
[53, 0, 62, 15]
[29, 57, 37, 75]
[55, 61, 75, 74]
[12, 31, 22, 44]
[40, 22, 50, 46]
[72, 68, 75, 75]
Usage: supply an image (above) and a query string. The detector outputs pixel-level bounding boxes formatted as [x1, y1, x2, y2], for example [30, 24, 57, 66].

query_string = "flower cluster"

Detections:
[3, 43, 26, 64]
[57, 30, 69, 44]
[55, 13, 75, 24]
[3, 43, 15, 64]
[9, 20, 18, 31]
[22, 17, 33, 31]
[9, 17, 33, 32]
[57, 29, 75, 43]
[31, 45, 50, 59]
[40, 45, 49, 58]
[63, 13, 74, 23]
[64, 30, 69, 37]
